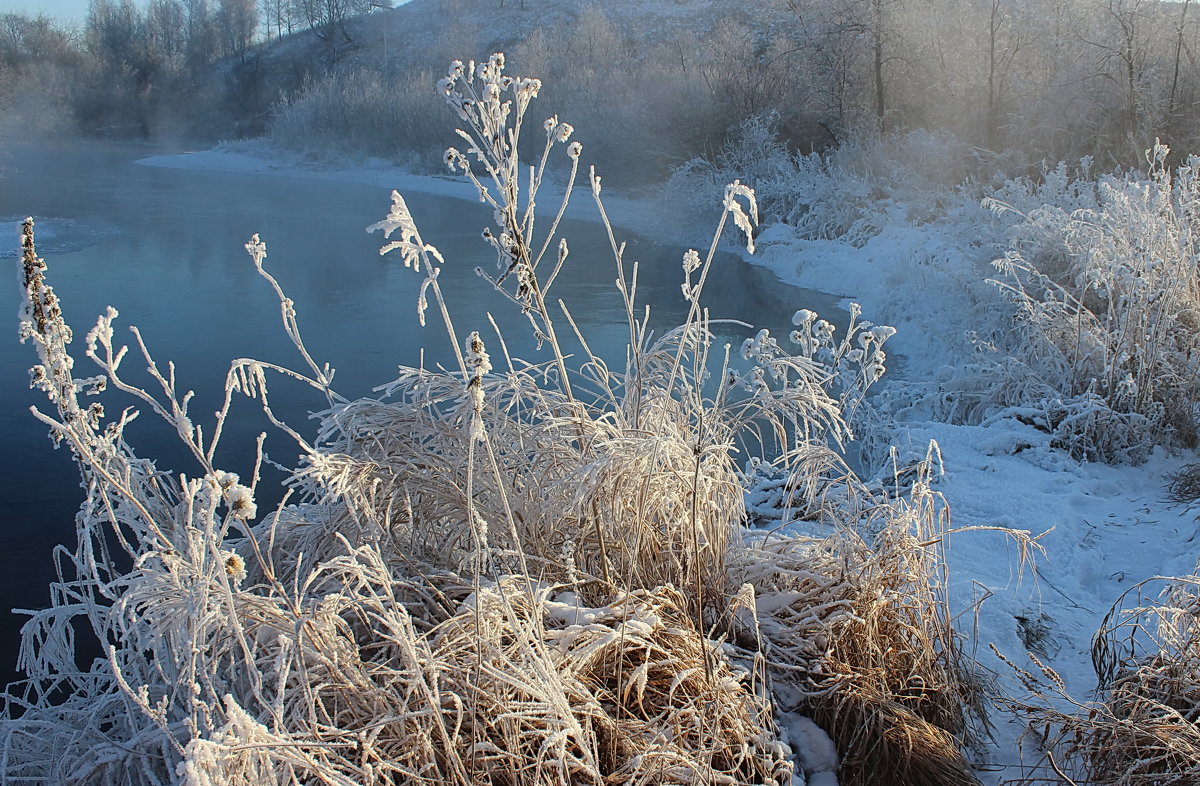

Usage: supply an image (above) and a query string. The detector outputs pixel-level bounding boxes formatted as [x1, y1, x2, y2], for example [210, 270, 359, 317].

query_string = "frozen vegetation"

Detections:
[4, 55, 990, 785]
[9, 48, 1200, 784]
[6, 0, 1200, 784]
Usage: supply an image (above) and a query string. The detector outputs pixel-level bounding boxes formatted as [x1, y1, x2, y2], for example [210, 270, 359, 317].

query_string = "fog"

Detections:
[3, 0, 1199, 184]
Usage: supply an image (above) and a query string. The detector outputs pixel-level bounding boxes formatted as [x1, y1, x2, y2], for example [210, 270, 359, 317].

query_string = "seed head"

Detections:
[224, 552, 247, 585]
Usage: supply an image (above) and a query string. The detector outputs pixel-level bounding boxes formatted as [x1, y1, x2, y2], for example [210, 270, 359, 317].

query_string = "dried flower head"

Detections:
[792, 309, 816, 326]
[465, 331, 492, 378]
[214, 471, 240, 491]
[224, 484, 257, 520]
[465, 331, 491, 441]
[223, 552, 246, 585]
[723, 180, 760, 253]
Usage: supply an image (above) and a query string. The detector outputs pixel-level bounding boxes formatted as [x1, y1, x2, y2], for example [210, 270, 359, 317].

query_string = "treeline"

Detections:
[268, 0, 1200, 182]
[0, 0, 386, 141]
[770, 0, 1200, 167]
[508, 0, 1200, 175]
[3, 0, 1200, 173]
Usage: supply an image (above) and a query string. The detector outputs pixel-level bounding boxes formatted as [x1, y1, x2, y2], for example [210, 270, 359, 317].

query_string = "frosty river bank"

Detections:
[6, 137, 1200, 783]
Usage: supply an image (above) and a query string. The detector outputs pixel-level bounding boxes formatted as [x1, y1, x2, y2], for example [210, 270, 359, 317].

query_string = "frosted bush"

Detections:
[665, 123, 991, 247]
[664, 114, 820, 237]
[987, 157, 1100, 220]
[269, 67, 450, 167]
[986, 142, 1200, 462]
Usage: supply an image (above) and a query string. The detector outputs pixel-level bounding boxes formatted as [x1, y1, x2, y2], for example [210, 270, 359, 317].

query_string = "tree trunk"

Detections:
[1171, 0, 1191, 117]
[987, 0, 1001, 149]
[873, 0, 885, 131]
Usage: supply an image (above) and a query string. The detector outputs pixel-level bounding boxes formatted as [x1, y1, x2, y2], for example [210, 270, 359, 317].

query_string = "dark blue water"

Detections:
[0, 139, 843, 685]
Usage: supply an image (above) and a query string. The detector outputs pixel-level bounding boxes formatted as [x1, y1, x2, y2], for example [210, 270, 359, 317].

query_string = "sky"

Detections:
[0, 0, 91, 26]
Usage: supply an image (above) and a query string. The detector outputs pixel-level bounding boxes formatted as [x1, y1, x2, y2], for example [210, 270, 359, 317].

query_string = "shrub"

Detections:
[269, 66, 451, 166]
[664, 123, 994, 247]
[997, 575, 1200, 785]
[986, 143, 1200, 462]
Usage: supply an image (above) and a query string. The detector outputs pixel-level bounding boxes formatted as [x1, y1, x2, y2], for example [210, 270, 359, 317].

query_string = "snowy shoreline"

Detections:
[136, 143, 1200, 784]
[137, 143, 663, 241]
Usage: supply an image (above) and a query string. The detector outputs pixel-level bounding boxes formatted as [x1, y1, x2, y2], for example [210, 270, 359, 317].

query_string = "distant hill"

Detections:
[254, 0, 809, 183]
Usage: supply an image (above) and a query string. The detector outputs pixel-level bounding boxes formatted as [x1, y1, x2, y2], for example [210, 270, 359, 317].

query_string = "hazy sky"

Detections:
[0, 0, 91, 26]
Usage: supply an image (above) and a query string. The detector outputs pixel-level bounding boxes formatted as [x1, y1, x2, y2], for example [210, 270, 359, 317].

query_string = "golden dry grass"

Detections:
[997, 576, 1200, 785]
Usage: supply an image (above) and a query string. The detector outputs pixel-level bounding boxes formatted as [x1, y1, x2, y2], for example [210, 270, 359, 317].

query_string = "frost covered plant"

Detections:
[351, 54, 895, 619]
[664, 122, 983, 246]
[997, 574, 1200, 785]
[987, 142, 1200, 462]
[5, 218, 289, 783]
[438, 55, 581, 389]
[780, 303, 894, 423]
[1, 56, 990, 786]
[4, 188, 799, 786]
[734, 448, 1000, 786]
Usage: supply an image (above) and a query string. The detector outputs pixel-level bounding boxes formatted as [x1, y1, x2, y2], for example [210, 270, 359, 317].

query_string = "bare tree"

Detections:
[146, 0, 186, 66]
[184, 0, 218, 68]
[1170, 0, 1191, 117]
[1079, 0, 1155, 145]
[86, 0, 141, 65]
[296, 0, 371, 44]
[259, 0, 295, 40]
[218, 0, 257, 59]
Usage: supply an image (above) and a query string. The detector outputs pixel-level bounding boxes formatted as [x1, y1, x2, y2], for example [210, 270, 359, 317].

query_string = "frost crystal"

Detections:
[368, 191, 428, 270]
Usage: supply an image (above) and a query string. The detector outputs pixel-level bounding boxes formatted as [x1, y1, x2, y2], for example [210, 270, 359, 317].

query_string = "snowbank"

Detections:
[138, 142, 659, 237]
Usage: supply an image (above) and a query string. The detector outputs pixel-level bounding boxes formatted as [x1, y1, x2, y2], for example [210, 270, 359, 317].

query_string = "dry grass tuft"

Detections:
[1167, 462, 1200, 503]
[997, 576, 1200, 785]
[431, 581, 792, 785]
[299, 338, 745, 614]
[734, 456, 989, 786]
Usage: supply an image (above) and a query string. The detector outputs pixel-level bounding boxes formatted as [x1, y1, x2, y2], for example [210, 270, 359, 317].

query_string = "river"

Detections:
[0, 139, 843, 685]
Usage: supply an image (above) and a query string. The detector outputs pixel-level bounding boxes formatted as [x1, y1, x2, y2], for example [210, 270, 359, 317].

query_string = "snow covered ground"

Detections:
[745, 204, 1200, 782]
[138, 146, 1200, 784]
